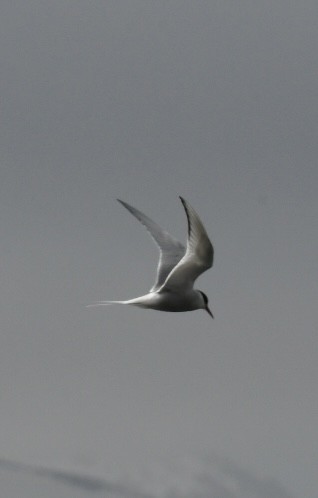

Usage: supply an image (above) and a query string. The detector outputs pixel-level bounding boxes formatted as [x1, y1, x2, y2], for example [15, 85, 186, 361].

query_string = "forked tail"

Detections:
[87, 295, 151, 309]
[86, 300, 127, 308]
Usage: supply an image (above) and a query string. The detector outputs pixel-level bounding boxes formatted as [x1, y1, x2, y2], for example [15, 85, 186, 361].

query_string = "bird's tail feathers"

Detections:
[86, 300, 127, 308]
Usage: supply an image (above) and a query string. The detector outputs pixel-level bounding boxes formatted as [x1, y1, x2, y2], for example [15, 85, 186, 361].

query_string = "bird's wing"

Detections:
[160, 197, 213, 292]
[117, 200, 185, 292]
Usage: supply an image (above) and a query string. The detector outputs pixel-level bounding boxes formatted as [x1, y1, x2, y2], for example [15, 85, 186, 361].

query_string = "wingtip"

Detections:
[179, 196, 191, 236]
[179, 196, 188, 211]
[117, 198, 130, 209]
[179, 196, 190, 210]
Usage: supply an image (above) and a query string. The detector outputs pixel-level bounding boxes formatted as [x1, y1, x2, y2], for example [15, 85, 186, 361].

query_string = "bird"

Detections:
[88, 197, 214, 317]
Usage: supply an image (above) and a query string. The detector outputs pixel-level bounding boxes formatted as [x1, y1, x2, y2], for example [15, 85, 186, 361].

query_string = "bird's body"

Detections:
[89, 197, 214, 317]
[109, 289, 205, 312]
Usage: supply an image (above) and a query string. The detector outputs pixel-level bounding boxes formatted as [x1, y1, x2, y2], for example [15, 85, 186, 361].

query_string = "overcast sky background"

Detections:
[1, 1, 318, 497]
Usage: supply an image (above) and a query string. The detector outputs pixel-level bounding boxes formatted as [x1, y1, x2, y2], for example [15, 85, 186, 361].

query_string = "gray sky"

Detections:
[1, 1, 318, 497]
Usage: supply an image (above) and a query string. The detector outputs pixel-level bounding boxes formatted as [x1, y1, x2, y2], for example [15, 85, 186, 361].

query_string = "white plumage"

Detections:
[88, 197, 214, 317]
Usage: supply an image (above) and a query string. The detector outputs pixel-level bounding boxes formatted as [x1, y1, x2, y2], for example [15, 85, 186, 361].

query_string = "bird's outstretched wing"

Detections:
[117, 200, 185, 292]
[160, 197, 213, 292]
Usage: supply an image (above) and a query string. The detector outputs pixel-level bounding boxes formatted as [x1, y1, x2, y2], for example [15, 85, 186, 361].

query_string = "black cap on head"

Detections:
[199, 291, 214, 318]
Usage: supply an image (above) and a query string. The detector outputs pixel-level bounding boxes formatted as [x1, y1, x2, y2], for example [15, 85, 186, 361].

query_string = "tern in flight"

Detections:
[89, 197, 214, 317]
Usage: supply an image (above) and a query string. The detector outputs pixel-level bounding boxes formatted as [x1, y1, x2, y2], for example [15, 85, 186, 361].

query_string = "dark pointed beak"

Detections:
[206, 306, 214, 319]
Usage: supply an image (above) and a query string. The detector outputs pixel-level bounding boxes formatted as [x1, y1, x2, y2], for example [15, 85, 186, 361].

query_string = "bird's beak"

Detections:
[206, 306, 214, 319]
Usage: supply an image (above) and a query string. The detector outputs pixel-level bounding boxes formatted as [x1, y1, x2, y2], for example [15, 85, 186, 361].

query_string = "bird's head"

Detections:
[198, 291, 214, 318]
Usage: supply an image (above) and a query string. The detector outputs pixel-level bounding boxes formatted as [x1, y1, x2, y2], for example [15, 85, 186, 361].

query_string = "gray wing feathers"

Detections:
[117, 200, 185, 292]
[180, 197, 214, 266]
[161, 197, 213, 291]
